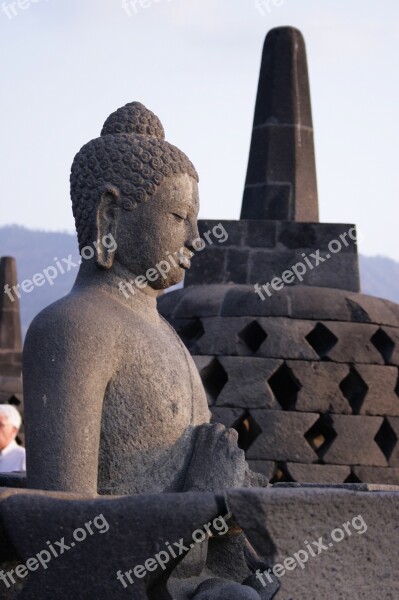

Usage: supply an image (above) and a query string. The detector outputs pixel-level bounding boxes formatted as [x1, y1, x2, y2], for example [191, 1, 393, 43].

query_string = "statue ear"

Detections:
[95, 186, 120, 269]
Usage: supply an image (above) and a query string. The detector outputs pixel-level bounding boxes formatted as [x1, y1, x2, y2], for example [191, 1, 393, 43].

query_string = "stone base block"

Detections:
[228, 485, 399, 599]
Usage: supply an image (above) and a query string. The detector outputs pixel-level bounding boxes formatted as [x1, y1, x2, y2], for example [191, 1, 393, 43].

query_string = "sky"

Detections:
[0, 0, 398, 260]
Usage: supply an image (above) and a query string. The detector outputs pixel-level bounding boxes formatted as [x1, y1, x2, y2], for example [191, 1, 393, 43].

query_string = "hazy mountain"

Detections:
[359, 254, 399, 305]
[0, 225, 398, 337]
[0, 226, 80, 337]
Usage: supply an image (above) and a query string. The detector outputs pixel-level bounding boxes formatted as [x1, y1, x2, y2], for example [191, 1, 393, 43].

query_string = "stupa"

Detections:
[158, 27, 399, 486]
[0, 257, 24, 445]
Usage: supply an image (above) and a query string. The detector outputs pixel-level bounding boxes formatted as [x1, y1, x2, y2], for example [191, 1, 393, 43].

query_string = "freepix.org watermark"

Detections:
[255, 0, 284, 17]
[117, 223, 228, 299]
[1, 0, 49, 20]
[122, 0, 172, 17]
[3, 234, 117, 303]
[254, 227, 357, 301]
[256, 514, 368, 588]
[116, 513, 230, 588]
[0, 513, 110, 589]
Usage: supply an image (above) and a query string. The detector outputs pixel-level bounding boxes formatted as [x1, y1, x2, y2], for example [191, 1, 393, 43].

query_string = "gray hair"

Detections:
[0, 404, 22, 430]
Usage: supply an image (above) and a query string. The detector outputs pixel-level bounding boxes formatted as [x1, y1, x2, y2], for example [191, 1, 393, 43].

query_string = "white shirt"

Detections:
[0, 440, 26, 472]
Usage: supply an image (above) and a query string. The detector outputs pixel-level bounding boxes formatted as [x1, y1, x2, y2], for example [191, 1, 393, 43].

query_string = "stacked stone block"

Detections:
[185, 220, 359, 292]
[159, 285, 399, 484]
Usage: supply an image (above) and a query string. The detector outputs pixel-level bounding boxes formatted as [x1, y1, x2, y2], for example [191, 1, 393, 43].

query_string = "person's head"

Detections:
[70, 102, 200, 289]
[0, 405, 21, 451]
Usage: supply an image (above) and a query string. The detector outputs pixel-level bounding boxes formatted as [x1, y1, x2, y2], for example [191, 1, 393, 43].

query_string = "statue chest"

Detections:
[101, 316, 209, 446]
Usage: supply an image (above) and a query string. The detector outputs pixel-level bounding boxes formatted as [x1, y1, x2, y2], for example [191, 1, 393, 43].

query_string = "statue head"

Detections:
[70, 102, 200, 289]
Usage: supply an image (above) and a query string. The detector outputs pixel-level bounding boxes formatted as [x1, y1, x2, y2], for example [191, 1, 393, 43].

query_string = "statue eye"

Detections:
[172, 213, 185, 223]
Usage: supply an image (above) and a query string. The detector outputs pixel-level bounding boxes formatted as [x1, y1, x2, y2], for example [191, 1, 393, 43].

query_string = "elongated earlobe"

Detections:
[95, 186, 120, 269]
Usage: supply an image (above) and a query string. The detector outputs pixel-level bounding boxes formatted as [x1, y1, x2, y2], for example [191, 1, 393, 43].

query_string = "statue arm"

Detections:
[23, 305, 116, 496]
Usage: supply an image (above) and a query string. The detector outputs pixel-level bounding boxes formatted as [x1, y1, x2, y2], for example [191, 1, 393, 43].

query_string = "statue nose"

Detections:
[186, 221, 200, 251]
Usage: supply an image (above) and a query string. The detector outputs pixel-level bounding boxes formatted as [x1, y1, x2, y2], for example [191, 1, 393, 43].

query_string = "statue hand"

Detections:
[183, 423, 246, 493]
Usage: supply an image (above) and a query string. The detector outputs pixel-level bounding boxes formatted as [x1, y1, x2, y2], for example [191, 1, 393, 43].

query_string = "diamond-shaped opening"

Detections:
[304, 415, 337, 460]
[270, 462, 295, 484]
[200, 359, 228, 404]
[232, 411, 262, 452]
[237, 321, 267, 354]
[374, 418, 398, 461]
[395, 371, 399, 397]
[268, 363, 302, 410]
[176, 318, 204, 350]
[339, 368, 368, 414]
[344, 471, 362, 483]
[305, 322, 338, 359]
[370, 328, 395, 364]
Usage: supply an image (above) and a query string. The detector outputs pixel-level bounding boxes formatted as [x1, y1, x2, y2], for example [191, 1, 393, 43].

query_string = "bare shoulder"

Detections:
[24, 288, 121, 359]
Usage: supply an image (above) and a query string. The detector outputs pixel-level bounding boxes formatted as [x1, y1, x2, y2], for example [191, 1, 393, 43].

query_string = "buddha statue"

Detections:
[23, 102, 248, 497]
[22, 102, 275, 599]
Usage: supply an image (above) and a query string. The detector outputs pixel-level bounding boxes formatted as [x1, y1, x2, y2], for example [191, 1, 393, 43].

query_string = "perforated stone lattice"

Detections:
[162, 289, 399, 485]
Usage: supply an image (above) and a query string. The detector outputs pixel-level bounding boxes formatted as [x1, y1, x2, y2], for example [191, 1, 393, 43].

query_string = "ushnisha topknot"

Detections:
[70, 102, 198, 249]
[101, 102, 165, 139]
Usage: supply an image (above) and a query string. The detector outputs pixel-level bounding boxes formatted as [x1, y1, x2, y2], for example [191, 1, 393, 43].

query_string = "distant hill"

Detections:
[359, 255, 399, 305]
[0, 225, 398, 336]
[0, 226, 80, 337]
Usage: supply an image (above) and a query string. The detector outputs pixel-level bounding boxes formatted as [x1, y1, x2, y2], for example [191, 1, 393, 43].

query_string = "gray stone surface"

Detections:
[246, 411, 319, 463]
[285, 463, 351, 484]
[380, 326, 399, 365]
[247, 461, 276, 481]
[0, 257, 22, 356]
[195, 317, 253, 356]
[322, 322, 385, 364]
[215, 358, 282, 409]
[287, 286, 353, 322]
[6, 484, 399, 598]
[323, 415, 388, 466]
[160, 285, 399, 327]
[345, 291, 399, 326]
[227, 486, 399, 599]
[174, 285, 232, 318]
[221, 285, 291, 318]
[192, 579, 262, 599]
[354, 365, 399, 416]
[243, 573, 279, 599]
[0, 472, 26, 488]
[256, 318, 318, 360]
[194, 355, 284, 410]
[353, 466, 399, 485]
[287, 361, 351, 413]
[184, 222, 359, 291]
[385, 417, 399, 467]
[0, 487, 227, 600]
[210, 407, 247, 428]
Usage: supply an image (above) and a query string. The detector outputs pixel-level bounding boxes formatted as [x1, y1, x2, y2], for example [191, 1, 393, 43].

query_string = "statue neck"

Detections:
[73, 259, 160, 319]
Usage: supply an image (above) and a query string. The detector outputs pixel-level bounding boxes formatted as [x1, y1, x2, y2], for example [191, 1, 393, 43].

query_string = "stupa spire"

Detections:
[241, 27, 319, 222]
